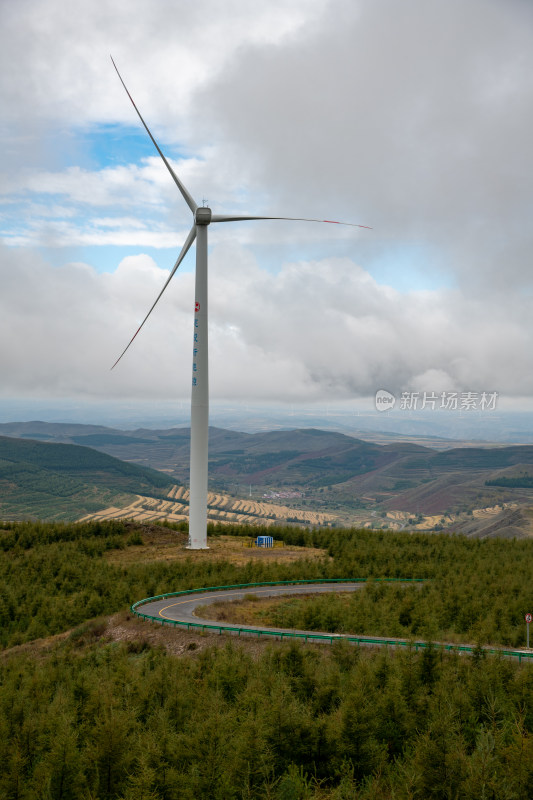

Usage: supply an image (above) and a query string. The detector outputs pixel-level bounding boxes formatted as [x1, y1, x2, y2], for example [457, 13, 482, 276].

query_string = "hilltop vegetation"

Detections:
[3, 627, 533, 800]
[486, 472, 533, 488]
[2, 520, 533, 650]
[1, 520, 533, 798]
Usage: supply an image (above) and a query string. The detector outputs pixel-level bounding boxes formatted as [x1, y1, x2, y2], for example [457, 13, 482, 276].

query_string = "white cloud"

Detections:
[1, 160, 170, 208]
[0, 243, 530, 405]
[0, 0, 327, 131]
[1, 0, 533, 415]
[193, 0, 533, 293]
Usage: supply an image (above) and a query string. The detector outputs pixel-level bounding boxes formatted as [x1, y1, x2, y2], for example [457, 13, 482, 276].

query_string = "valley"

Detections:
[2, 421, 533, 536]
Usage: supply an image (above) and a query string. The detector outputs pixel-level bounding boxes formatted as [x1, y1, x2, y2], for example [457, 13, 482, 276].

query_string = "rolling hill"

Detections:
[0, 421, 430, 487]
[0, 436, 181, 521]
[2, 422, 533, 525]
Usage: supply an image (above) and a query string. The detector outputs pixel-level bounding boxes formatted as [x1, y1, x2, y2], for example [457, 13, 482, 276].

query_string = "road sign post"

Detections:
[526, 613, 532, 648]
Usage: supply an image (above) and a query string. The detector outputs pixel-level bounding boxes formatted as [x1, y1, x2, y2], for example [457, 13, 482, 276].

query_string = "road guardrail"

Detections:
[131, 579, 533, 663]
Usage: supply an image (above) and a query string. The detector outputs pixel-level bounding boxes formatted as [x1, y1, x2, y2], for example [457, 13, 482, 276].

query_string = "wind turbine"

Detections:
[110, 57, 370, 549]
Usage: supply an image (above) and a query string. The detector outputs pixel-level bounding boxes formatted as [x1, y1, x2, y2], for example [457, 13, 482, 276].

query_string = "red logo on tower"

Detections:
[195, 302, 200, 312]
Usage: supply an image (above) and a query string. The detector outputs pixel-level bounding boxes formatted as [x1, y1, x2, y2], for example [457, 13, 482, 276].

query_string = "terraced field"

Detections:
[78, 485, 339, 527]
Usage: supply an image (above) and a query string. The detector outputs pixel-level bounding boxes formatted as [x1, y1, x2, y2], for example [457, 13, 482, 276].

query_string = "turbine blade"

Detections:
[210, 214, 371, 228]
[110, 56, 198, 214]
[111, 225, 197, 370]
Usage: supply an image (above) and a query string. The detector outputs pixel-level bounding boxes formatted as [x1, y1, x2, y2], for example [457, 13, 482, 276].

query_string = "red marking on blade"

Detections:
[323, 220, 372, 228]
[111, 325, 143, 370]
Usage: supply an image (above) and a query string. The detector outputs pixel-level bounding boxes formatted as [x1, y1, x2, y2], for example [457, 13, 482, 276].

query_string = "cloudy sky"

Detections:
[1, 0, 532, 420]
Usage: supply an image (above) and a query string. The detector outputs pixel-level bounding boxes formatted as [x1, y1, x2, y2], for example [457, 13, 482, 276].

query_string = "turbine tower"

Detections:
[111, 58, 370, 549]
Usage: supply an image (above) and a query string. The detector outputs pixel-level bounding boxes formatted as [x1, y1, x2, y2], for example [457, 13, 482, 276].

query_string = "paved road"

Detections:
[135, 582, 533, 660]
[139, 582, 397, 642]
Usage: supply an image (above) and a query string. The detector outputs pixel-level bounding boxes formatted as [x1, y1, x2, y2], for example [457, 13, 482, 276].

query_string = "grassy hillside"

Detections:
[0, 436, 180, 521]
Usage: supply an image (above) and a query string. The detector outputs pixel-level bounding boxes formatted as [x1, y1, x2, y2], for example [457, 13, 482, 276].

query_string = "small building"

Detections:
[255, 535, 273, 548]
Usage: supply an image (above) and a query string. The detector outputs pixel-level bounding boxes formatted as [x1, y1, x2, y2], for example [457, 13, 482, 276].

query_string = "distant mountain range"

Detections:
[2, 422, 533, 527]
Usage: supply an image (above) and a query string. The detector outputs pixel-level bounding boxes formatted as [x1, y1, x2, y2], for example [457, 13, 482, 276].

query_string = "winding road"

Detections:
[132, 581, 533, 662]
[139, 582, 364, 638]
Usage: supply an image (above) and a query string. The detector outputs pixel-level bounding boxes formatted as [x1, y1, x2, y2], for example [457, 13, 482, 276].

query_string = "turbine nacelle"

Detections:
[195, 207, 212, 226]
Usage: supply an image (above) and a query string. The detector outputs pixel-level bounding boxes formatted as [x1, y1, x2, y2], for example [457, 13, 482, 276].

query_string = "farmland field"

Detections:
[79, 485, 339, 527]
